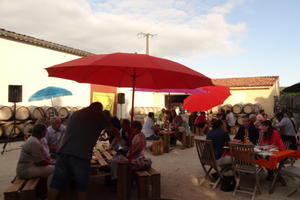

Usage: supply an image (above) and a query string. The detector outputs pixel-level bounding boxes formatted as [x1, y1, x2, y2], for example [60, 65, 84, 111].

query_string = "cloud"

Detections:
[0, 0, 246, 58]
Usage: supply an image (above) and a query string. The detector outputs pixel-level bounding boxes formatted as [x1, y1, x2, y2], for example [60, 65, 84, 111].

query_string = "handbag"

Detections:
[220, 175, 236, 192]
[131, 155, 152, 171]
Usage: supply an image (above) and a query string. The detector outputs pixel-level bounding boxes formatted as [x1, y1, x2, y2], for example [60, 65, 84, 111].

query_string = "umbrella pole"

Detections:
[129, 69, 137, 163]
[131, 69, 136, 123]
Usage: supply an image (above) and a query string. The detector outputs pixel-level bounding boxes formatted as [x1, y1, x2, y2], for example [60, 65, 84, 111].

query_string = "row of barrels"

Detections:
[0, 120, 34, 139]
[221, 103, 262, 114]
[0, 105, 81, 121]
[130, 107, 162, 116]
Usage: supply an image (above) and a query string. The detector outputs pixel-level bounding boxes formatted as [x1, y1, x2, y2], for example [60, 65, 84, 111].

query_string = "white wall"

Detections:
[116, 88, 165, 119]
[0, 38, 90, 107]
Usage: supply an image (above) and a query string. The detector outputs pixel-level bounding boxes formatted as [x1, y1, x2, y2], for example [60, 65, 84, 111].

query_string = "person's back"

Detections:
[58, 106, 105, 160]
[206, 120, 230, 160]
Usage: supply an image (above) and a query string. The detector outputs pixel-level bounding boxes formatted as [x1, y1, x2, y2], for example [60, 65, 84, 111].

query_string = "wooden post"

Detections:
[136, 171, 150, 200]
[148, 168, 161, 200]
[117, 163, 131, 200]
[191, 135, 195, 147]
[162, 134, 170, 153]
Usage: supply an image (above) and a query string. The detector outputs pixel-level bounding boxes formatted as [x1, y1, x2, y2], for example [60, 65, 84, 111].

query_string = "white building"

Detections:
[0, 28, 92, 107]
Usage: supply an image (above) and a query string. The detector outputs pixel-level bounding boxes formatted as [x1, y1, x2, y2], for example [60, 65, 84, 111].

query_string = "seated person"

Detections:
[260, 120, 286, 180]
[16, 124, 54, 179]
[101, 110, 121, 151]
[233, 117, 259, 144]
[128, 121, 146, 159]
[142, 112, 159, 140]
[45, 117, 66, 156]
[260, 120, 286, 151]
[117, 119, 130, 155]
[206, 119, 231, 166]
[174, 115, 191, 135]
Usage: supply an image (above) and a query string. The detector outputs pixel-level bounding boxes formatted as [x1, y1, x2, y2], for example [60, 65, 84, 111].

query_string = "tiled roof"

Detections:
[0, 28, 93, 57]
[212, 76, 279, 87]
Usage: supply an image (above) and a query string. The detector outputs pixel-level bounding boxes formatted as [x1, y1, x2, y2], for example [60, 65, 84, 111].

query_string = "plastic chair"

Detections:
[229, 142, 263, 200]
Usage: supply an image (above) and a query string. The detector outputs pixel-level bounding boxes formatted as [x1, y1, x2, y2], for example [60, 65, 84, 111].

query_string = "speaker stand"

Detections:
[1, 102, 17, 155]
[120, 104, 123, 120]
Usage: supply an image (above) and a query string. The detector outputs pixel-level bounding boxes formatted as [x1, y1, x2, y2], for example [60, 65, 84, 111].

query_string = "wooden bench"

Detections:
[4, 178, 40, 200]
[135, 168, 161, 200]
[90, 142, 117, 176]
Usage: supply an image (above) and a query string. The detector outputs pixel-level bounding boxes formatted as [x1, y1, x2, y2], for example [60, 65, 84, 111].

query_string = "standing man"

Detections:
[225, 109, 236, 134]
[48, 102, 107, 200]
[45, 117, 66, 157]
[275, 112, 297, 150]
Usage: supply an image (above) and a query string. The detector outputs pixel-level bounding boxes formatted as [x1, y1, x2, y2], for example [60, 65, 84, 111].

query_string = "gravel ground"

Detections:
[1, 141, 300, 200]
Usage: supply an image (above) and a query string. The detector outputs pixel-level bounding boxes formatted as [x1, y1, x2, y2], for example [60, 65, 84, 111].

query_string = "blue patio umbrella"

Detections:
[28, 86, 72, 104]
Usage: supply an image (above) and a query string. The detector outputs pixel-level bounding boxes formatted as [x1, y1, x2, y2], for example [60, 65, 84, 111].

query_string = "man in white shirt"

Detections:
[142, 112, 159, 140]
[45, 117, 66, 156]
[16, 124, 54, 179]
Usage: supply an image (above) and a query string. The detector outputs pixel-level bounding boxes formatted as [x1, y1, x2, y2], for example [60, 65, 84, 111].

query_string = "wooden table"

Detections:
[159, 130, 175, 153]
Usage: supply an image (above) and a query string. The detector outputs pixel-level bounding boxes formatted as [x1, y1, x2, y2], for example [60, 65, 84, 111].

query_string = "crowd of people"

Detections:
[15, 102, 149, 200]
[14, 103, 299, 199]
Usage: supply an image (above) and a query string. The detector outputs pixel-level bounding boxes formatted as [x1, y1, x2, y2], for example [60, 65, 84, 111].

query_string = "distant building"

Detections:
[212, 76, 280, 116]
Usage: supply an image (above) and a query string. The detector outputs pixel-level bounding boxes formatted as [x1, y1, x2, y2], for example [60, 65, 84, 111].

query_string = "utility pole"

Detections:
[137, 32, 156, 55]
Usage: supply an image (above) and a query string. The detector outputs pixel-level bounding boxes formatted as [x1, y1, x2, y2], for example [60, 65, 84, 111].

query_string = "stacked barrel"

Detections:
[220, 103, 263, 125]
[0, 105, 81, 142]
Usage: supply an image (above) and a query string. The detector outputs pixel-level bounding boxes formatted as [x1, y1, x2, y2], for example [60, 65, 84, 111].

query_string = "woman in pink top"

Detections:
[260, 120, 286, 151]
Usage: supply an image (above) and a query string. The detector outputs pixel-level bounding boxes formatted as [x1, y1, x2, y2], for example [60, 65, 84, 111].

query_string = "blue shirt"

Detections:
[206, 128, 230, 160]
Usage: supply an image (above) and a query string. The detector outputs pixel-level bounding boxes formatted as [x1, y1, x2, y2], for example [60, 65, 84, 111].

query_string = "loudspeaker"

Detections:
[117, 93, 125, 104]
[8, 85, 22, 102]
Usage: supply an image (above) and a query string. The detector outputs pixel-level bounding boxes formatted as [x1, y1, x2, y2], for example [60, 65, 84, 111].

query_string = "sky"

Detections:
[0, 0, 299, 86]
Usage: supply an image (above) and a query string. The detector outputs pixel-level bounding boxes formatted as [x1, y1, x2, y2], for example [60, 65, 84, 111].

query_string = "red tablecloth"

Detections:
[256, 150, 297, 170]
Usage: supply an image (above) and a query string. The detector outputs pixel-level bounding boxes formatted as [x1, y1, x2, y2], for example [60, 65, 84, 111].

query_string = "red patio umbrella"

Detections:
[183, 85, 231, 112]
[45, 52, 213, 122]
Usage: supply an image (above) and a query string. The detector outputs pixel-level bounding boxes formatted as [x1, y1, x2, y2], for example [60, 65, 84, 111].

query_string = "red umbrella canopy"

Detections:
[183, 85, 231, 112]
[45, 52, 212, 89]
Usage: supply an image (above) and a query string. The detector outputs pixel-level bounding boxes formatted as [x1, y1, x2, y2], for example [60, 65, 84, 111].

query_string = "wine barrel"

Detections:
[253, 103, 262, 113]
[28, 106, 45, 120]
[221, 104, 232, 111]
[236, 114, 248, 126]
[2, 122, 21, 138]
[243, 103, 254, 114]
[42, 106, 57, 118]
[0, 106, 13, 121]
[70, 106, 79, 114]
[18, 120, 34, 138]
[55, 106, 70, 119]
[232, 104, 243, 114]
[144, 107, 150, 115]
[0, 127, 3, 137]
[15, 106, 30, 121]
